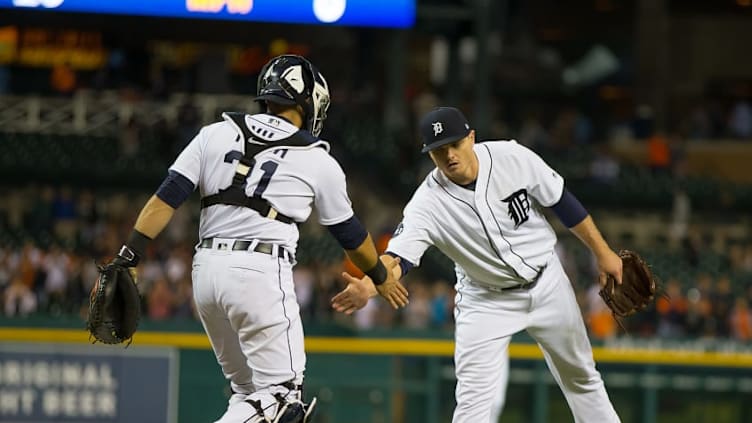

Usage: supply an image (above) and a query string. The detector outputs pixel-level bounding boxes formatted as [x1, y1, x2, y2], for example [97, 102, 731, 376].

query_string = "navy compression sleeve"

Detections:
[155, 170, 195, 208]
[326, 216, 368, 250]
[550, 188, 588, 228]
[386, 251, 415, 277]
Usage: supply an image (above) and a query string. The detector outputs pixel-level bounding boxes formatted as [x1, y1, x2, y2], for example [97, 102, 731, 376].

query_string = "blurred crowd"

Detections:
[574, 249, 752, 341]
[4, 37, 752, 155]
[1, 185, 752, 343]
[2, 36, 752, 342]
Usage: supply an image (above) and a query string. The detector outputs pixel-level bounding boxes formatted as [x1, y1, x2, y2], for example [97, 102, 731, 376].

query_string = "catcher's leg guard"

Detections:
[272, 400, 303, 423]
[272, 395, 316, 423]
[272, 396, 317, 423]
[214, 398, 270, 423]
[224, 383, 310, 423]
[303, 397, 317, 422]
[271, 392, 321, 423]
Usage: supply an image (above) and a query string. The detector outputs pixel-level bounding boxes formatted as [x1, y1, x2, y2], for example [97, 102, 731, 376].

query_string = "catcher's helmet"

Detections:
[256, 55, 330, 137]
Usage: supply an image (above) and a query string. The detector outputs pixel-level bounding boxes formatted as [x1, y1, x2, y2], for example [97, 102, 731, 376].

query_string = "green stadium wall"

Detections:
[2, 317, 752, 423]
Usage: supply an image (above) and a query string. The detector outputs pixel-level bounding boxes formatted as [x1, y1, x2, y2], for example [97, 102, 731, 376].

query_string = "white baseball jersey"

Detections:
[170, 112, 354, 254]
[387, 140, 565, 288]
[387, 139, 620, 422]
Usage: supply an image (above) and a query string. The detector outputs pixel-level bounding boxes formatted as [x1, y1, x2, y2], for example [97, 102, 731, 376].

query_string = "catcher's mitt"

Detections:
[86, 262, 141, 345]
[599, 250, 657, 320]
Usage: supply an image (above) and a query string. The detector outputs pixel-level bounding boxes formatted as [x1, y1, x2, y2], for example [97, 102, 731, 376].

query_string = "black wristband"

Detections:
[364, 260, 388, 286]
[126, 229, 152, 259]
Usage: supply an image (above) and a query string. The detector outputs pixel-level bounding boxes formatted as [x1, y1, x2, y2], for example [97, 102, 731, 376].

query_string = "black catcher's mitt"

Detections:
[86, 262, 141, 344]
[599, 250, 657, 319]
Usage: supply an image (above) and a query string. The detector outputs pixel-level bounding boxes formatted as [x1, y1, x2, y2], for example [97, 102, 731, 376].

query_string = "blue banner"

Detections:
[0, 343, 178, 423]
[0, 0, 415, 28]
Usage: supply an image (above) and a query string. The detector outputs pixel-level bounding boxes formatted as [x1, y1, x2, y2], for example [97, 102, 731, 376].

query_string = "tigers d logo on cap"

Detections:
[432, 122, 444, 136]
[419, 107, 471, 153]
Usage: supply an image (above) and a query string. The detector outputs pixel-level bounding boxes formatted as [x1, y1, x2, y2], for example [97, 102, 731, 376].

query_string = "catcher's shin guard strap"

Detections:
[303, 397, 316, 423]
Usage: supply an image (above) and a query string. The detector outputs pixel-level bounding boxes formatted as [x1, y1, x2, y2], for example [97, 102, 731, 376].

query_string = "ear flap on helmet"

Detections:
[309, 71, 330, 137]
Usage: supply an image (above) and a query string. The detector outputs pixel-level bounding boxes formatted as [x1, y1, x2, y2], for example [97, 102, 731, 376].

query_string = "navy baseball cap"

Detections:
[419, 107, 471, 153]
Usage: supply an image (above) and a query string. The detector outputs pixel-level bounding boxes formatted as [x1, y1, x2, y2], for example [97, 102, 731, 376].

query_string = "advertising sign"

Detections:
[0, 343, 178, 423]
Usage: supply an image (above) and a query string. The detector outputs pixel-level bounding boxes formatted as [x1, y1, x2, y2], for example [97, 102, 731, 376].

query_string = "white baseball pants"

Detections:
[191, 240, 305, 416]
[489, 350, 509, 422]
[453, 255, 619, 423]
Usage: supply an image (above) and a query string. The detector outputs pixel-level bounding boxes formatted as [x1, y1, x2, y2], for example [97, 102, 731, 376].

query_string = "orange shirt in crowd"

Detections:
[51, 63, 76, 94]
[730, 300, 752, 340]
[588, 310, 617, 340]
[343, 232, 392, 278]
[647, 133, 671, 169]
[656, 295, 687, 315]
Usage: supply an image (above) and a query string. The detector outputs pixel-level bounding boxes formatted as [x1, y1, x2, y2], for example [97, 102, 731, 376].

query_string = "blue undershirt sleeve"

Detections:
[386, 251, 415, 277]
[326, 215, 369, 250]
[155, 170, 195, 208]
[549, 187, 588, 228]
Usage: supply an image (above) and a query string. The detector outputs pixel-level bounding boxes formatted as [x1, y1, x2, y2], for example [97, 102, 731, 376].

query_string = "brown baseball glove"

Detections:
[599, 250, 657, 321]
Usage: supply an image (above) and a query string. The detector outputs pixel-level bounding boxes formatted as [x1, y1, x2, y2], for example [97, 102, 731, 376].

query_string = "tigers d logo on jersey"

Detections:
[502, 189, 530, 229]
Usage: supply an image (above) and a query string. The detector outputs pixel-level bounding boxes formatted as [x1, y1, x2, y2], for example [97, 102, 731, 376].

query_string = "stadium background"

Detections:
[1, 0, 752, 422]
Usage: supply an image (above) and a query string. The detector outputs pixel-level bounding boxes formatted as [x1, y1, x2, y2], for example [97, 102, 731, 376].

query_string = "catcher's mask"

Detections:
[255, 54, 330, 137]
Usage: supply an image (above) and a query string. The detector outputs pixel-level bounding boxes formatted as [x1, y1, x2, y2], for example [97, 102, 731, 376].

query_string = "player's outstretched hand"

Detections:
[375, 256, 409, 309]
[331, 256, 408, 314]
[380, 254, 403, 280]
[331, 272, 378, 315]
[597, 249, 623, 291]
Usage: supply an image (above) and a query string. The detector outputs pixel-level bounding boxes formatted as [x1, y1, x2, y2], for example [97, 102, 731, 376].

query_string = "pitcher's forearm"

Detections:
[569, 215, 612, 259]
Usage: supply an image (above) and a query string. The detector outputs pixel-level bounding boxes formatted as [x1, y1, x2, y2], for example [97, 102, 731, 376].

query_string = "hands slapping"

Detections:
[331, 255, 408, 314]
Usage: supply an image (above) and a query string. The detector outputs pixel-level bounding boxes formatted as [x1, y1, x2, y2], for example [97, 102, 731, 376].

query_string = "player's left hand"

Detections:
[596, 249, 623, 291]
[331, 272, 379, 315]
[374, 256, 409, 309]
[331, 257, 408, 314]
